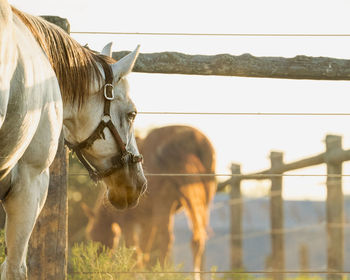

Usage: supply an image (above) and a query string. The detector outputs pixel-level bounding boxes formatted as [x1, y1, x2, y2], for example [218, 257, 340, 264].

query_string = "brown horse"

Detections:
[83, 125, 216, 274]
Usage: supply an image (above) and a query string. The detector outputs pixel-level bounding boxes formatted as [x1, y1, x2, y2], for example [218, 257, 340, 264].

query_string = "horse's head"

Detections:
[64, 43, 147, 209]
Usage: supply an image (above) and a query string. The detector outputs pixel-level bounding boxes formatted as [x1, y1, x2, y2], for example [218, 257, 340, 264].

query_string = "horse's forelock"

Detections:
[11, 6, 114, 107]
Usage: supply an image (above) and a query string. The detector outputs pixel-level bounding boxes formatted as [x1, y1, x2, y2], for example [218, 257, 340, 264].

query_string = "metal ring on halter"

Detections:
[104, 83, 115, 100]
[101, 115, 111, 123]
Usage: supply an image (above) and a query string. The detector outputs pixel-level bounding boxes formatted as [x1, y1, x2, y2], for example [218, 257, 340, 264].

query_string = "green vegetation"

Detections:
[68, 241, 192, 280]
[0, 230, 5, 265]
[67, 241, 330, 280]
[0, 230, 335, 280]
[69, 241, 137, 280]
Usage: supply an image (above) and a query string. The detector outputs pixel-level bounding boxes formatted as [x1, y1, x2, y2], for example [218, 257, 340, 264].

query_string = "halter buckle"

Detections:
[121, 152, 131, 165]
[133, 154, 144, 164]
[104, 83, 115, 100]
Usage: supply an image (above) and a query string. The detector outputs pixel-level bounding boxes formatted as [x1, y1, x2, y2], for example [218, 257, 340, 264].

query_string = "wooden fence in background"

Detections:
[25, 15, 350, 280]
[218, 134, 349, 280]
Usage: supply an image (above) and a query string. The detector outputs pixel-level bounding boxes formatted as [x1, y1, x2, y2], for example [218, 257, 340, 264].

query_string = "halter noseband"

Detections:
[65, 62, 143, 182]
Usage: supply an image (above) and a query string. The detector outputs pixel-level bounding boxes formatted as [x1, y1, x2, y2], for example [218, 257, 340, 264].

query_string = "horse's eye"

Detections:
[127, 111, 137, 122]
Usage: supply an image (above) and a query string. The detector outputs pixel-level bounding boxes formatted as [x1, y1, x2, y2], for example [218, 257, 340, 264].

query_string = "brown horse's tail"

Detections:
[192, 128, 217, 205]
[176, 126, 217, 205]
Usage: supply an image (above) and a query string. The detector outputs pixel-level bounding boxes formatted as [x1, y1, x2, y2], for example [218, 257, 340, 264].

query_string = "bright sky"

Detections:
[9, 0, 350, 200]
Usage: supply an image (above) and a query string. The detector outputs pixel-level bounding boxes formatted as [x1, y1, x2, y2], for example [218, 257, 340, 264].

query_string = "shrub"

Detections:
[0, 230, 5, 264]
[144, 261, 191, 280]
[68, 241, 195, 280]
[69, 241, 138, 280]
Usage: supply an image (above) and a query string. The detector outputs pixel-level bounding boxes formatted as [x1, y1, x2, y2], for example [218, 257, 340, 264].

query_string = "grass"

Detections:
[0, 230, 339, 280]
[67, 241, 331, 280]
[69, 241, 137, 280]
[0, 230, 5, 265]
[68, 241, 193, 280]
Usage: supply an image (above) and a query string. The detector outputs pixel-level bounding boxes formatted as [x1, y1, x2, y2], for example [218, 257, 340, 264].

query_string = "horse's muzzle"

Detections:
[105, 172, 147, 210]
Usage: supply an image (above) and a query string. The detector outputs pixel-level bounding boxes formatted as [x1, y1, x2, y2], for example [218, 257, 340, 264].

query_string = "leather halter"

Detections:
[65, 62, 143, 182]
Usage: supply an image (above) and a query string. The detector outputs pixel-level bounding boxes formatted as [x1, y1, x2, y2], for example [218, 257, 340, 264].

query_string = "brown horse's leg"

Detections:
[148, 201, 178, 267]
[137, 220, 156, 267]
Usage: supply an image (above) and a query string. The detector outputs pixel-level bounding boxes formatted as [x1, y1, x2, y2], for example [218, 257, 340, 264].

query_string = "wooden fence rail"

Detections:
[112, 51, 350, 80]
[218, 134, 347, 280]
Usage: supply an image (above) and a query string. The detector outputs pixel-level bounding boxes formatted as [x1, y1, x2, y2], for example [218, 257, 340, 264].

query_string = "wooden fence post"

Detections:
[28, 16, 70, 280]
[325, 135, 344, 280]
[230, 163, 243, 270]
[269, 151, 285, 280]
[299, 244, 309, 273]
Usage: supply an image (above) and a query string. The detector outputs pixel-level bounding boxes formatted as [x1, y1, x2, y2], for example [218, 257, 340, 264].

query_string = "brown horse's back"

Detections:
[141, 125, 215, 173]
[140, 125, 216, 204]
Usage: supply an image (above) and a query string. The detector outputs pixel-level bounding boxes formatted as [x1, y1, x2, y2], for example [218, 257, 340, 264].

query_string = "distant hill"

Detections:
[173, 193, 350, 271]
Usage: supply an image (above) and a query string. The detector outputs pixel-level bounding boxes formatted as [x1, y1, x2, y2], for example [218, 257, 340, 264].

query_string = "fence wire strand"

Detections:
[68, 172, 350, 178]
[71, 270, 350, 275]
[70, 31, 350, 37]
[139, 111, 350, 116]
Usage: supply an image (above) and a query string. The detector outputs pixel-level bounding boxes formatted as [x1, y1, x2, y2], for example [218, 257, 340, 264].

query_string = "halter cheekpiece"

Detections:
[65, 62, 143, 182]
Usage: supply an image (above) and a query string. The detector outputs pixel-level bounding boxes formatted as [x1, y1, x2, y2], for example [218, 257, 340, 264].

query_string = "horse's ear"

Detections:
[101, 42, 113, 57]
[111, 45, 140, 80]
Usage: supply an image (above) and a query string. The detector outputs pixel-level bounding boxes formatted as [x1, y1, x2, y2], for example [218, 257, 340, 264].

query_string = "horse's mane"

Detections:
[11, 7, 114, 107]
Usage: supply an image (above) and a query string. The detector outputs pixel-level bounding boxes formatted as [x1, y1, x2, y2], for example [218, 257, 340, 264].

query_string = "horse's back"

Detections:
[0, 6, 62, 180]
[0, 0, 17, 129]
[141, 125, 215, 174]
[140, 125, 216, 206]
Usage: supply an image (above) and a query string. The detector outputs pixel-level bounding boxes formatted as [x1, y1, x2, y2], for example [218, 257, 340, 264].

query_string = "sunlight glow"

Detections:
[9, 0, 350, 200]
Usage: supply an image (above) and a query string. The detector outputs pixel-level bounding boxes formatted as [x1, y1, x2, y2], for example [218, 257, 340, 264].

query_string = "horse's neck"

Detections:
[62, 60, 108, 143]
[62, 92, 104, 144]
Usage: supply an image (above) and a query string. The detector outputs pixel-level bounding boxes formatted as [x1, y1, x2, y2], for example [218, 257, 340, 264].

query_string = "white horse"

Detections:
[0, 1, 147, 279]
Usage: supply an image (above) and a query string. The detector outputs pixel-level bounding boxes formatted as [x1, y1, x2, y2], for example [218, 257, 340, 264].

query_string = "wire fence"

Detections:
[138, 112, 350, 116]
[69, 270, 350, 275]
[68, 172, 350, 178]
[70, 31, 350, 37]
[68, 270, 350, 278]
[67, 28, 350, 278]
